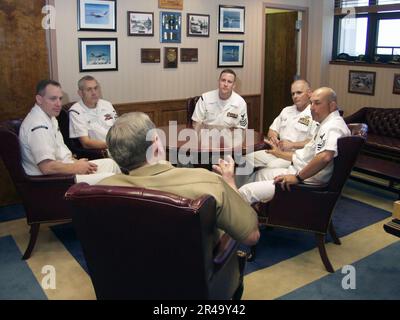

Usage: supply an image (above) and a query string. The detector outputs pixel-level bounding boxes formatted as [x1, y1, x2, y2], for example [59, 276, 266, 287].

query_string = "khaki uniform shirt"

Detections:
[99, 162, 258, 244]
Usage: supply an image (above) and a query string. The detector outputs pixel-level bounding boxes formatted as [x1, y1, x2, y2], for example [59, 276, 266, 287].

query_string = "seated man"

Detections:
[191, 69, 248, 130]
[69, 75, 117, 149]
[98, 112, 260, 246]
[19, 80, 120, 184]
[250, 79, 317, 169]
[215, 87, 350, 205]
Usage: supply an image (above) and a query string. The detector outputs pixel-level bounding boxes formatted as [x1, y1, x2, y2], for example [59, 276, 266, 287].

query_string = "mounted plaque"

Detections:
[164, 47, 178, 68]
[159, 0, 183, 10]
[181, 48, 198, 62]
[141, 48, 160, 63]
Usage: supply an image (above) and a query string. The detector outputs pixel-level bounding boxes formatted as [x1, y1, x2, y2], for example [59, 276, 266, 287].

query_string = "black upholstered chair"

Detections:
[186, 96, 201, 127]
[57, 103, 107, 160]
[250, 123, 367, 273]
[0, 119, 75, 259]
[65, 183, 246, 300]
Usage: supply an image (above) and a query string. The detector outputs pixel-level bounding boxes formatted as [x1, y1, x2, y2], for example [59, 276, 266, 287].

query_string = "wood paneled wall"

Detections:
[114, 94, 261, 130]
[0, 0, 49, 206]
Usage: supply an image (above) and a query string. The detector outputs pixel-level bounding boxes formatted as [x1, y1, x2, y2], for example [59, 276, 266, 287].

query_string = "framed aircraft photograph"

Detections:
[348, 70, 376, 96]
[187, 13, 210, 37]
[128, 11, 154, 36]
[78, 0, 117, 31]
[218, 5, 245, 34]
[218, 40, 244, 68]
[79, 38, 118, 72]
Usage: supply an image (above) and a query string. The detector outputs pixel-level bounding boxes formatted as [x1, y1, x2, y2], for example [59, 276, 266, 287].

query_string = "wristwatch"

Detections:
[295, 173, 304, 182]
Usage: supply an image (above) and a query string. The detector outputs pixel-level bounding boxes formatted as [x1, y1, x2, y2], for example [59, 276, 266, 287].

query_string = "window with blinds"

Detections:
[333, 0, 400, 61]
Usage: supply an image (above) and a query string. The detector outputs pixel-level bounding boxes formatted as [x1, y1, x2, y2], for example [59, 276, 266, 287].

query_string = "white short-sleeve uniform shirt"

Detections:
[19, 104, 73, 175]
[270, 104, 317, 142]
[191, 89, 248, 129]
[69, 99, 117, 141]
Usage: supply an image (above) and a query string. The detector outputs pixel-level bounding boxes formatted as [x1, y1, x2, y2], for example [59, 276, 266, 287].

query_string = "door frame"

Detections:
[260, 3, 309, 133]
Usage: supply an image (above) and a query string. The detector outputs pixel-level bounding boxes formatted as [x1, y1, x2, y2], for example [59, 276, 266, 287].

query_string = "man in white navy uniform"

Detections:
[191, 69, 248, 129]
[19, 80, 120, 185]
[250, 79, 317, 169]
[69, 75, 117, 150]
[225, 87, 351, 205]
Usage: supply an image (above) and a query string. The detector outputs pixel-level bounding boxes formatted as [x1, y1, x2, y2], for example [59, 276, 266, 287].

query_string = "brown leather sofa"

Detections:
[344, 107, 400, 195]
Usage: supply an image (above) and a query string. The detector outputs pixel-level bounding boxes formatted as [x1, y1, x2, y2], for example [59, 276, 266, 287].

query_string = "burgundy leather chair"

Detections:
[57, 103, 107, 160]
[251, 123, 367, 273]
[186, 96, 201, 127]
[0, 119, 75, 259]
[65, 183, 246, 300]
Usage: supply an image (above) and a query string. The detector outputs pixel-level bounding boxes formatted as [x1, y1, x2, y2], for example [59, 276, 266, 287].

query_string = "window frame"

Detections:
[332, 0, 400, 62]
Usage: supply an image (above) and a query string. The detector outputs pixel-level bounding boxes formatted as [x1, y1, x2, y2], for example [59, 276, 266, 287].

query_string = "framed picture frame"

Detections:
[393, 74, 400, 95]
[164, 47, 178, 68]
[160, 12, 182, 43]
[141, 49, 160, 63]
[217, 40, 244, 68]
[128, 11, 153, 36]
[187, 13, 209, 37]
[348, 70, 376, 96]
[218, 5, 245, 34]
[78, 38, 118, 72]
[159, 0, 183, 10]
[181, 48, 198, 62]
[78, 0, 116, 31]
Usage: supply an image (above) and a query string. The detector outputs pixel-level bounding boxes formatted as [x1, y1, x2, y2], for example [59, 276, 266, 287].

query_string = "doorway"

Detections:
[261, 4, 308, 133]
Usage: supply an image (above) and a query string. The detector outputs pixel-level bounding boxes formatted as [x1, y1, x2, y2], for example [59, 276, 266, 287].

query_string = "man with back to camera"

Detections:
[249, 79, 317, 169]
[69, 75, 118, 150]
[19, 80, 120, 184]
[191, 69, 248, 130]
[98, 111, 260, 246]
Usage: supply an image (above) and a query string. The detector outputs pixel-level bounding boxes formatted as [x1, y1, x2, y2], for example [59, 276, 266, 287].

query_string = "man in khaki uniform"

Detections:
[99, 112, 260, 246]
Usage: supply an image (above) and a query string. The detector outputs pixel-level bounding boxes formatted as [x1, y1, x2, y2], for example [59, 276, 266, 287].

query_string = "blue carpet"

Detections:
[244, 196, 391, 274]
[279, 241, 400, 300]
[0, 235, 47, 300]
[0, 204, 26, 223]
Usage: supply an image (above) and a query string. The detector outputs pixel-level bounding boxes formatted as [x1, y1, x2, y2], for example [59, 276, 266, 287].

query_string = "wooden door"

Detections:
[0, 0, 49, 206]
[263, 11, 298, 132]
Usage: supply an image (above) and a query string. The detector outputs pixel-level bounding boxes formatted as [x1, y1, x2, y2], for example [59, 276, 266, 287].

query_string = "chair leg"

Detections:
[22, 223, 40, 260]
[315, 234, 334, 273]
[247, 245, 256, 262]
[232, 283, 244, 300]
[329, 222, 341, 245]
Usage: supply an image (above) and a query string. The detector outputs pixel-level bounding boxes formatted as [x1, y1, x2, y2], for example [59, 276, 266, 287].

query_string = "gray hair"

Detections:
[292, 79, 311, 90]
[78, 75, 98, 90]
[106, 112, 155, 171]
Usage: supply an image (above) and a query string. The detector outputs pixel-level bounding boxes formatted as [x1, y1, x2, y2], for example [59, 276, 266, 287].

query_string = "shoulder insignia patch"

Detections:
[31, 125, 48, 132]
[239, 114, 248, 127]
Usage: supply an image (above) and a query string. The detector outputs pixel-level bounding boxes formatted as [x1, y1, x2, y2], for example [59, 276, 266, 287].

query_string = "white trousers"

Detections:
[247, 150, 291, 169]
[238, 166, 296, 204]
[75, 158, 121, 185]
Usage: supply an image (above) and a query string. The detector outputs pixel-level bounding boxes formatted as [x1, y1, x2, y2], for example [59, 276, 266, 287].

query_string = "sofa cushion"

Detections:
[366, 108, 400, 138]
[365, 133, 400, 154]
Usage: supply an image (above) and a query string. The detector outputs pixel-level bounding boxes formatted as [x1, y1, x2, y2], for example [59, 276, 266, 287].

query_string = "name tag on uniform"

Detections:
[298, 116, 311, 126]
[227, 112, 238, 119]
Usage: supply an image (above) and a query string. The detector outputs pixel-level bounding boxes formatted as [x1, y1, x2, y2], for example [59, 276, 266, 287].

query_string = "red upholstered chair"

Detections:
[57, 103, 107, 160]
[65, 183, 246, 300]
[186, 96, 201, 127]
[0, 119, 75, 259]
[250, 123, 367, 273]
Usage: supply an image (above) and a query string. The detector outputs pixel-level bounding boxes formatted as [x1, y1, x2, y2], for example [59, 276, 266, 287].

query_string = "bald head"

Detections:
[291, 79, 312, 111]
[310, 87, 338, 123]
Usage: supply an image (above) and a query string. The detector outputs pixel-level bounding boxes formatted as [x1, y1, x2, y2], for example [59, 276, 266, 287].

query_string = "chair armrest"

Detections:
[213, 233, 237, 266]
[28, 174, 75, 183]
